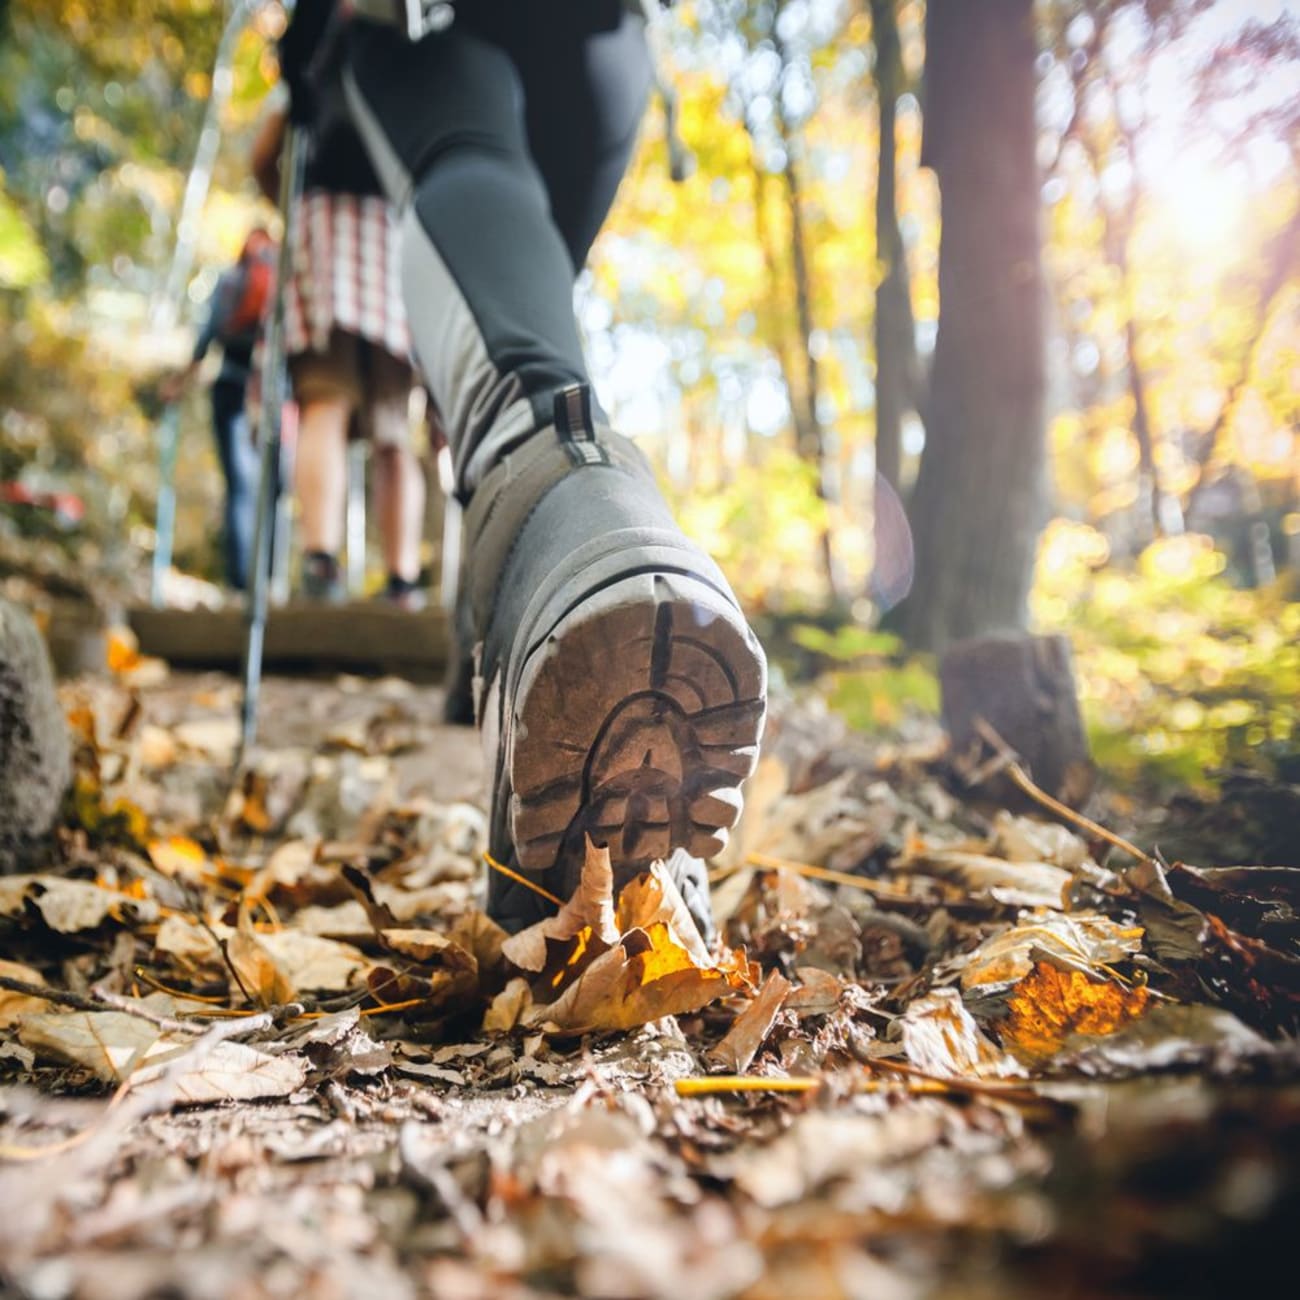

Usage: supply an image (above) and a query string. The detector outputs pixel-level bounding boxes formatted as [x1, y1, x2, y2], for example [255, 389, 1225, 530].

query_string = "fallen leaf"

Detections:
[131, 1040, 308, 1103]
[785, 966, 847, 1017]
[960, 913, 1145, 994]
[1057, 1002, 1270, 1076]
[258, 930, 369, 994]
[0, 960, 51, 1027]
[484, 978, 533, 1033]
[500, 841, 620, 974]
[0, 875, 158, 933]
[1000, 962, 1151, 1066]
[173, 716, 240, 764]
[147, 835, 211, 882]
[18, 1011, 164, 1083]
[707, 969, 791, 1073]
[900, 988, 1026, 1079]
[380, 928, 477, 969]
[901, 850, 1072, 909]
[227, 904, 296, 1007]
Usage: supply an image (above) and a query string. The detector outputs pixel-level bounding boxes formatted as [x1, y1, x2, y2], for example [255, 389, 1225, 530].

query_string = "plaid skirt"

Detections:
[282, 188, 411, 366]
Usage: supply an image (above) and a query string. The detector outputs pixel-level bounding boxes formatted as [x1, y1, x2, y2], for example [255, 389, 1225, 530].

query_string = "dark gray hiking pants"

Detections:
[341, 3, 652, 497]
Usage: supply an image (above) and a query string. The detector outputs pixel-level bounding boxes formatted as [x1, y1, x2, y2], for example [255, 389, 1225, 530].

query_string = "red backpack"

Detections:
[217, 244, 276, 340]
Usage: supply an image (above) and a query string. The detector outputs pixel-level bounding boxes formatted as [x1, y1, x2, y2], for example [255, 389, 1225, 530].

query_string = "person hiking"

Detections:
[278, 0, 767, 939]
[162, 227, 273, 591]
[251, 89, 428, 609]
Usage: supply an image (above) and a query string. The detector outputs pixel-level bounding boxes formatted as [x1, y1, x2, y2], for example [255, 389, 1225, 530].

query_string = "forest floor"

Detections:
[0, 666, 1297, 1300]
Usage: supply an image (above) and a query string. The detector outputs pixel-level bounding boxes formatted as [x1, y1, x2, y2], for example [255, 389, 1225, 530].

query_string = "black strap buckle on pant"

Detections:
[348, 1, 455, 41]
[554, 385, 611, 467]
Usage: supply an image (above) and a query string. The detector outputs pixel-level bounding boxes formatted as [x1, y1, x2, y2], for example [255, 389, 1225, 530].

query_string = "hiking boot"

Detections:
[301, 551, 345, 604]
[470, 386, 766, 939]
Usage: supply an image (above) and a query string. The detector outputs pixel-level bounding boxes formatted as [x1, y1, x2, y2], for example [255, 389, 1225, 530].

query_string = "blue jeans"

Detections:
[210, 379, 257, 590]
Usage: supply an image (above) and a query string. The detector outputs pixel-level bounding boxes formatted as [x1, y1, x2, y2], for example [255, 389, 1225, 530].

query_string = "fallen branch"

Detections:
[972, 717, 1150, 863]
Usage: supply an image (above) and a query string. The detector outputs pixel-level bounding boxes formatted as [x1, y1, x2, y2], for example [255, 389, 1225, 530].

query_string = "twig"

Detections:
[0, 974, 101, 1015]
[675, 1074, 949, 1097]
[971, 718, 1150, 863]
[483, 852, 563, 907]
[0, 975, 208, 1036]
[180, 879, 256, 1005]
[716, 852, 916, 901]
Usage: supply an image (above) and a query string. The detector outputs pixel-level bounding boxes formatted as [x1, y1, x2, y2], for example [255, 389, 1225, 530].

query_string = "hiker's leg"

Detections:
[500, 4, 652, 269]
[290, 330, 364, 567]
[371, 443, 424, 588]
[344, 12, 765, 933]
[210, 379, 255, 590]
[294, 396, 349, 556]
[343, 21, 590, 492]
[363, 343, 424, 588]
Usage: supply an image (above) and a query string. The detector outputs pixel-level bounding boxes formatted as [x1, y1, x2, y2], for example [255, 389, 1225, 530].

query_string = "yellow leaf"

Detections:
[1001, 962, 1152, 1065]
[0, 960, 50, 1028]
[147, 835, 209, 881]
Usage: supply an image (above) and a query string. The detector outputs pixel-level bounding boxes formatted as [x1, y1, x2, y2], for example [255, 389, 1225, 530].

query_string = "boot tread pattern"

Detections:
[508, 573, 766, 875]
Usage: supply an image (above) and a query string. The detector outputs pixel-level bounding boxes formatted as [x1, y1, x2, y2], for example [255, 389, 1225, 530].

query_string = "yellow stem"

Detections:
[736, 852, 916, 901]
[483, 852, 564, 907]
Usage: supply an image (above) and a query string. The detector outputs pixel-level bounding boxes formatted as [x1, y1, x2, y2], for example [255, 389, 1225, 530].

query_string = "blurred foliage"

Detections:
[0, 0, 1296, 791]
[1034, 521, 1300, 790]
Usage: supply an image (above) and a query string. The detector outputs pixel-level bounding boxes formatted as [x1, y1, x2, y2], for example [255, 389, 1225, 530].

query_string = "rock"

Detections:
[0, 598, 71, 870]
[940, 632, 1095, 807]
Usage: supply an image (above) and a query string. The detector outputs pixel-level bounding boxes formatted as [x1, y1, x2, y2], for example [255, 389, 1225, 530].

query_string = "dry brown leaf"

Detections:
[1000, 962, 1151, 1066]
[785, 966, 847, 1017]
[130, 1040, 308, 1103]
[0, 875, 158, 933]
[448, 910, 508, 977]
[154, 914, 226, 965]
[901, 850, 1072, 909]
[379, 928, 477, 968]
[900, 988, 1026, 1079]
[0, 960, 51, 1027]
[257, 931, 369, 994]
[227, 904, 296, 1007]
[173, 716, 240, 763]
[484, 978, 533, 1033]
[960, 914, 1145, 993]
[505, 846, 758, 1034]
[707, 969, 792, 1073]
[524, 921, 755, 1034]
[134, 723, 179, 769]
[500, 840, 620, 974]
[18, 1011, 165, 1083]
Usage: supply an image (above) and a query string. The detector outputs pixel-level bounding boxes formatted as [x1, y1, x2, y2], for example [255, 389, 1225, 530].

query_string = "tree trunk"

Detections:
[895, 0, 1046, 653]
[868, 0, 918, 497]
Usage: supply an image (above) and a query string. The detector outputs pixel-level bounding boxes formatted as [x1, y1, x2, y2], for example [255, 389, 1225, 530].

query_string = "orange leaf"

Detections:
[1001, 962, 1151, 1065]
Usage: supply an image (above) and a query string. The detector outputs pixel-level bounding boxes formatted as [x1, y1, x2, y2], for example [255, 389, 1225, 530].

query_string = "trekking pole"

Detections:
[239, 121, 306, 767]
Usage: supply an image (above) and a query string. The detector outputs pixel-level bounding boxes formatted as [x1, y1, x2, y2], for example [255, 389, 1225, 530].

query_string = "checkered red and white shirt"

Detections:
[282, 188, 411, 364]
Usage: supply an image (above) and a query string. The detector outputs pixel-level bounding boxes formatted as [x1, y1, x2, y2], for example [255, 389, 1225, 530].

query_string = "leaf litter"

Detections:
[0, 671, 1296, 1297]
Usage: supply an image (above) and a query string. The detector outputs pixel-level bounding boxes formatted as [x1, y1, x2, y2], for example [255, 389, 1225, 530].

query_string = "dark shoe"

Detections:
[471, 386, 766, 939]
[301, 551, 345, 604]
[382, 573, 428, 612]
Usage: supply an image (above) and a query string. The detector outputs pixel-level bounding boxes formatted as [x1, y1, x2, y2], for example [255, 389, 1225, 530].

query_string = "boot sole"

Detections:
[505, 570, 766, 873]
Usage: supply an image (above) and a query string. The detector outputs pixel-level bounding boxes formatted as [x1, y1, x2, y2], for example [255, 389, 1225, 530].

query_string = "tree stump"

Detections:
[0, 598, 71, 871]
[940, 633, 1095, 807]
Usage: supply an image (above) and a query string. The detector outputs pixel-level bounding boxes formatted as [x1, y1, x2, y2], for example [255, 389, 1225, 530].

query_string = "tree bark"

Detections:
[895, 0, 1046, 653]
[868, 0, 918, 497]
